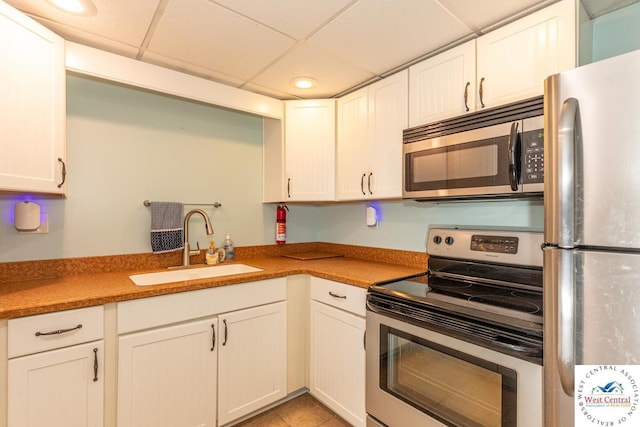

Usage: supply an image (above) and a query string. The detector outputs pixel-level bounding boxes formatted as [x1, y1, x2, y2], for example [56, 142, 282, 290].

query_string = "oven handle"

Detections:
[493, 338, 542, 357]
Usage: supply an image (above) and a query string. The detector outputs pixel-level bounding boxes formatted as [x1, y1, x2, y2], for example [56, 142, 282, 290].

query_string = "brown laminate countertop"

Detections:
[0, 243, 427, 319]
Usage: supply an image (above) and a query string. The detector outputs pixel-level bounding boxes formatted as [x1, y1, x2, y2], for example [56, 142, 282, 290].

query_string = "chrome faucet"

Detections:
[182, 209, 214, 266]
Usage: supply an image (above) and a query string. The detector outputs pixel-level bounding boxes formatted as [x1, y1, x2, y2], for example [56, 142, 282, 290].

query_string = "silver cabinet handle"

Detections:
[222, 319, 228, 346]
[93, 348, 99, 382]
[329, 291, 346, 299]
[35, 324, 82, 336]
[57, 157, 66, 188]
[367, 172, 373, 195]
[211, 323, 216, 351]
[287, 178, 291, 198]
[360, 173, 366, 196]
[479, 77, 486, 108]
[464, 82, 470, 112]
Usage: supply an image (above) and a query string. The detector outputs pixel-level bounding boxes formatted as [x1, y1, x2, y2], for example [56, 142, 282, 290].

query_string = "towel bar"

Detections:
[143, 200, 222, 208]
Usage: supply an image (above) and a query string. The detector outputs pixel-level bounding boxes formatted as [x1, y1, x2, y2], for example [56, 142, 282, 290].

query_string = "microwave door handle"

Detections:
[508, 121, 520, 191]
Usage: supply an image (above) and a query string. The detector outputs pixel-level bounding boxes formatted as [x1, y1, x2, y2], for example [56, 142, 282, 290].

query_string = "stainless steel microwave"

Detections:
[403, 97, 544, 201]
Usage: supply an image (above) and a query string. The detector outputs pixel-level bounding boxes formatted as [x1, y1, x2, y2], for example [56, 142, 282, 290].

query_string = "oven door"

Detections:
[366, 310, 542, 427]
[403, 121, 518, 199]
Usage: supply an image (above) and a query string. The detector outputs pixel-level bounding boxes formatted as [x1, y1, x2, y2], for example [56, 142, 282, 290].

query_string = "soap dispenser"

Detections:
[206, 240, 219, 265]
[223, 233, 234, 261]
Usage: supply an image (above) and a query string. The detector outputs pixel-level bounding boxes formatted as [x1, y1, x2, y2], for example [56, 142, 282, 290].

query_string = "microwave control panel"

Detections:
[522, 129, 544, 183]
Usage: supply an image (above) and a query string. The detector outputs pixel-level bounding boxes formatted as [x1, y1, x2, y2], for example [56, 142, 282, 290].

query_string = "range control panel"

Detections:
[470, 235, 519, 254]
[426, 227, 543, 267]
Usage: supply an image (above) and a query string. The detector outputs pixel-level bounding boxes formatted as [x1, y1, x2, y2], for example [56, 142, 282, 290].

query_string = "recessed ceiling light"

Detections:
[291, 77, 318, 89]
[48, 0, 97, 16]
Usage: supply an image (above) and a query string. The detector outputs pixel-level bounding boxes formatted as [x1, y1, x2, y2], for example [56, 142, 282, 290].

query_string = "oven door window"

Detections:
[380, 325, 517, 427]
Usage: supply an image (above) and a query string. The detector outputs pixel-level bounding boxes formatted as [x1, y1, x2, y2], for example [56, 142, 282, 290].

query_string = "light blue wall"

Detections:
[0, 76, 318, 262]
[0, 76, 542, 262]
[313, 199, 542, 252]
[590, 3, 640, 62]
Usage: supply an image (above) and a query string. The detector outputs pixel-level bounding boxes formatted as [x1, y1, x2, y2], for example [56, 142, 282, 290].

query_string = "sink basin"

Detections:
[129, 264, 263, 286]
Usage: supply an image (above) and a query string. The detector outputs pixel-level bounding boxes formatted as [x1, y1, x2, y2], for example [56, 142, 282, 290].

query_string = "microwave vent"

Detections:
[403, 96, 544, 143]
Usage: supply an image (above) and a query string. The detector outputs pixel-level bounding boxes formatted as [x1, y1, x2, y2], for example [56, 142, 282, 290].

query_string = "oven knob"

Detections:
[433, 235, 442, 245]
[445, 236, 454, 245]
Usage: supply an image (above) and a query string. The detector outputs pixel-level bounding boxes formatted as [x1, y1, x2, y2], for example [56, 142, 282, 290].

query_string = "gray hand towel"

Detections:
[150, 202, 184, 253]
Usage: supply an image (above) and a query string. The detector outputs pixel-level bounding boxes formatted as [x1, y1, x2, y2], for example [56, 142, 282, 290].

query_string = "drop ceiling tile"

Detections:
[212, 0, 355, 39]
[4, 0, 161, 46]
[307, 0, 472, 75]
[251, 42, 376, 99]
[146, 0, 296, 80]
[438, 0, 548, 32]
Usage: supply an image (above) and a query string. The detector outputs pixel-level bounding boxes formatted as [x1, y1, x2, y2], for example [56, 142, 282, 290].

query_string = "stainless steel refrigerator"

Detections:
[543, 49, 640, 425]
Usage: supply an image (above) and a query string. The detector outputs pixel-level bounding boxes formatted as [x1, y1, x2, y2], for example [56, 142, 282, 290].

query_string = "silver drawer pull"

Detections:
[329, 291, 347, 299]
[35, 324, 82, 337]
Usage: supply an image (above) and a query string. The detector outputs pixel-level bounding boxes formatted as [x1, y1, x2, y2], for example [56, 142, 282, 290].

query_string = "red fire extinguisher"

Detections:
[276, 202, 289, 244]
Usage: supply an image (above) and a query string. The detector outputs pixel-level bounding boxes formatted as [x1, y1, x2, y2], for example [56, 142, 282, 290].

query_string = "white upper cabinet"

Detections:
[476, 0, 576, 109]
[409, 40, 476, 127]
[336, 87, 368, 200]
[0, 1, 66, 194]
[409, 0, 575, 127]
[284, 100, 336, 201]
[337, 70, 408, 200]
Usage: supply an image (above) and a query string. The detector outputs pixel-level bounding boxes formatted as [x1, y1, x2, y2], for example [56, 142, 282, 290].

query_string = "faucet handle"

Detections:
[189, 241, 201, 256]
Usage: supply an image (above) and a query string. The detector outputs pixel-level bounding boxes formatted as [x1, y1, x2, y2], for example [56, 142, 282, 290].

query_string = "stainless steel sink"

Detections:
[129, 264, 263, 286]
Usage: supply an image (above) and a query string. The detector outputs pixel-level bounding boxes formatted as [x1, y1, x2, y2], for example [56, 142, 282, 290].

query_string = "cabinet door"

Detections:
[285, 100, 335, 201]
[368, 70, 407, 199]
[117, 318, 217, 427]
[218, 301, 287, 425]
[476, 0, 575, 109]
[336, 87, 369, 200]
[0, 1, 66, 194]
[409, 40, 476, 126]
[8, 341, 104, 427]
[310, 300, 366, 427]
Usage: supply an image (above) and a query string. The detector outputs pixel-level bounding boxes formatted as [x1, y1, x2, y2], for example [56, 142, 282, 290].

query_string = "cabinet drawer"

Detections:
[310, 277, 366, 317]
[8, 306, 104, 358]
[118, 278, 286, 334]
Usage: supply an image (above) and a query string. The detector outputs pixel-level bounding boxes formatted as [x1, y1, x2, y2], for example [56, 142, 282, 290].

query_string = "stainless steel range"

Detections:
[366, 226, 543, 427]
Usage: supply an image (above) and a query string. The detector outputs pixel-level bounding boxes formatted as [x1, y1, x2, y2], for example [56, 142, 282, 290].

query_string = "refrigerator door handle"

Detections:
[557, 98, 579, 248]
[557, 249, 576, 396]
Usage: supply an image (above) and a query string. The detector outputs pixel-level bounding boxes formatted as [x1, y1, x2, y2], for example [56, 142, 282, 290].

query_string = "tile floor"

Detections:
[235, 393, 351, 427]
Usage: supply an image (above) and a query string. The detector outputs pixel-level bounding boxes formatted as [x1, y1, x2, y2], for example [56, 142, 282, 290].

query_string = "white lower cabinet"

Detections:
[8, 341, 104, 427]
[218, 301, 287, 425]
[7, 306, 105, 427]
[310, 279, 366, 427]
[115, 278, 287, 427]
[117, 317, 218, 427]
